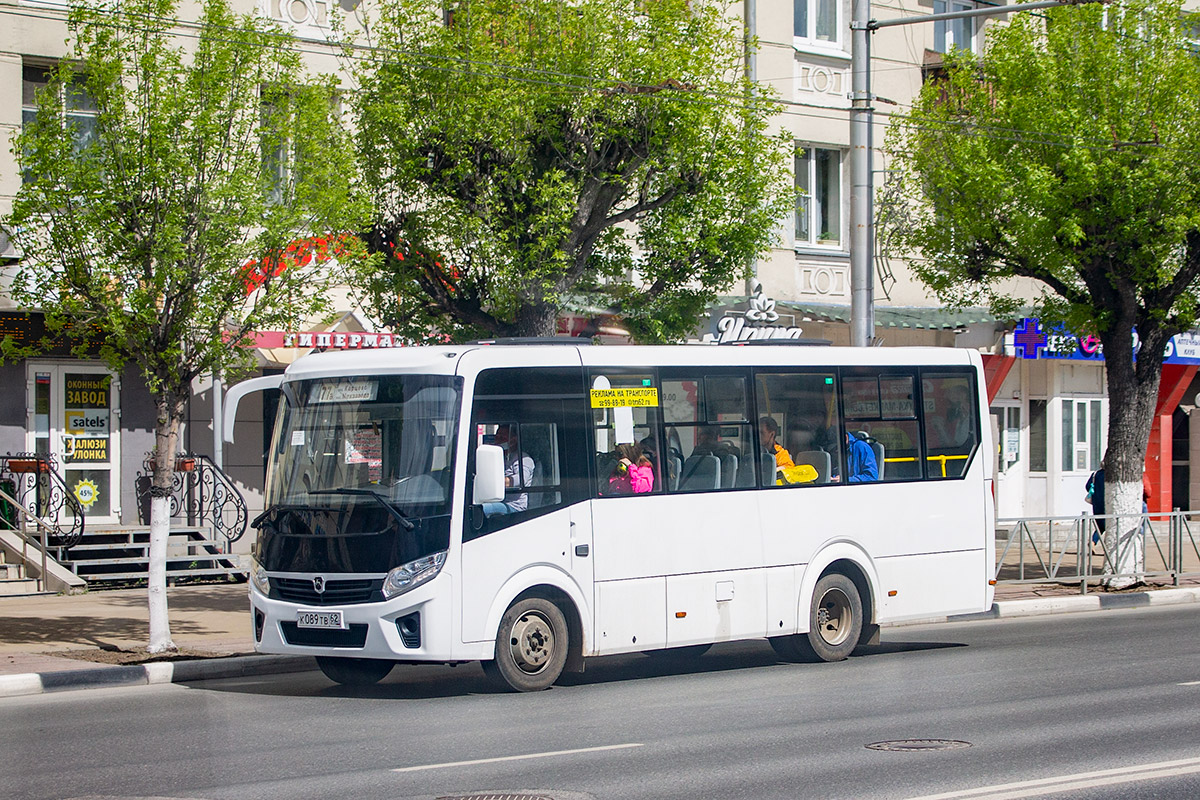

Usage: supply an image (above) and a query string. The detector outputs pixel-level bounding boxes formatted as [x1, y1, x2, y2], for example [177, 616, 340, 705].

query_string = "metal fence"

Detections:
[995, 511, 1200, 593]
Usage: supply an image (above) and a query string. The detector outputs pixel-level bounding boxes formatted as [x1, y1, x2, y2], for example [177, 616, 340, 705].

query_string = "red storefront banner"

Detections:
[246, 331, 405, 350]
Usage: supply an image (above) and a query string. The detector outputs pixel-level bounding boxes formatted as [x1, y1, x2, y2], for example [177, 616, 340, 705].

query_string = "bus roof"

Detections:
[280, 342, 982, 382]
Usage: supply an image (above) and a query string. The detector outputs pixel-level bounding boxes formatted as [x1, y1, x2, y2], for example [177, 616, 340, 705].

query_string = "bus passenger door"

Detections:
[459, 374, 594, 648]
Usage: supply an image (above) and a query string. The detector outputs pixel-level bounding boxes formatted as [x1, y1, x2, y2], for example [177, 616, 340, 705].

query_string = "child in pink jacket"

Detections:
[608, 442, 655, 494]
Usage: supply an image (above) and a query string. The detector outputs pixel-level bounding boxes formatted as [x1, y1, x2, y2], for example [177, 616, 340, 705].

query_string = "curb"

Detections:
[881, 586, 1200, 627]
[0, 653, 315, 699]
[936, 585, 1200, 624]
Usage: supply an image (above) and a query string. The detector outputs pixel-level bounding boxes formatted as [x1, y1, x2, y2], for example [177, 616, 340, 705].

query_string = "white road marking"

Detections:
[391, 742, 644, 773]
[1177, 680, 1200, 686]
[902, 755, 1200, 800]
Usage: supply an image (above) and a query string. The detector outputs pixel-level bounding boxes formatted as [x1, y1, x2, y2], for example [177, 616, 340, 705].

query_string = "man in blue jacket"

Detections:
[846, 431, 879, 483]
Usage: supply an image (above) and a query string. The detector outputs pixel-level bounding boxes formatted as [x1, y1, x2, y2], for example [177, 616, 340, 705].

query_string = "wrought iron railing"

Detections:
[137, 453, 248, 544]
[995, 511, 1200, 593]
[0, 453, 85, 549]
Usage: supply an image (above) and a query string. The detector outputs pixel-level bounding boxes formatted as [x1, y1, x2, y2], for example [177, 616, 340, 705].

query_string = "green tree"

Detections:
[889, 0, 1200, 586]
[351, 0, 792, 343]
[5, 0, 364, 649]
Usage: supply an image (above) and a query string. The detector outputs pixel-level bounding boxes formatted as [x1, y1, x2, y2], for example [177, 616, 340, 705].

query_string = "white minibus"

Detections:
[246, 341, 994, 690]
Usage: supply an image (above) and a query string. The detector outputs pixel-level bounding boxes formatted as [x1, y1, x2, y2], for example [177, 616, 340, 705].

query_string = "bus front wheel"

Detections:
[315, 656, 394, 686]
[770, 573, 863, 663]
[483, 597, 569, 692]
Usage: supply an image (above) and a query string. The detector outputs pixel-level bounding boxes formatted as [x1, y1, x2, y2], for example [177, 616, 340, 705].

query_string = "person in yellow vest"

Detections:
[759, 416, 794, 484]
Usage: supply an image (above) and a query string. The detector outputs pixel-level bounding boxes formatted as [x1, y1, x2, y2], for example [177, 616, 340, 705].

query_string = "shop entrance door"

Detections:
[27, 364, 121, 524]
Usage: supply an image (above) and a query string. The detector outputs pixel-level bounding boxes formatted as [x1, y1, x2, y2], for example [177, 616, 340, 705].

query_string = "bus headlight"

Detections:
[382, 551, 447, 599]
[251, 561, 270, 596]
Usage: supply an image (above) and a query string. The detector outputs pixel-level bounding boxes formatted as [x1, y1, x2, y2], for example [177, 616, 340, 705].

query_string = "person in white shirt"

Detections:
[483, 424, 534, 515]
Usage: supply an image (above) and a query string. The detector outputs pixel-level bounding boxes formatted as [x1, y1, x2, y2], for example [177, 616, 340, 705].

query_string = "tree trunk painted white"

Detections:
[1096, 316, 1166, 592]
[147, 392, 184, 654]
[147, 492, 174, 652]
[1103, 479, 1145, 590]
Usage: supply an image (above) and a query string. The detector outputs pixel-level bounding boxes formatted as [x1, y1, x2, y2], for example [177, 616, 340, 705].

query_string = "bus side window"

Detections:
[754, 371, 843, 487]
[921, 371, 980, 479]
[661, 371, 754, 492]
[840, 369, 922, 482]
[468, 367, 589, 537]
[591, 371, 662, 496]
[520, 422, 561, 508]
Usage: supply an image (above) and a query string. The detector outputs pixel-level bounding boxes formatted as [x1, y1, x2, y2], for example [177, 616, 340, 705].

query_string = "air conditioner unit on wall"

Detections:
[0, 230, 20, 262]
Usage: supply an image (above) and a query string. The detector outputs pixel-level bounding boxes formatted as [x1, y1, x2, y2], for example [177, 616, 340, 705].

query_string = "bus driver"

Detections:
[483, 424, 534, 515]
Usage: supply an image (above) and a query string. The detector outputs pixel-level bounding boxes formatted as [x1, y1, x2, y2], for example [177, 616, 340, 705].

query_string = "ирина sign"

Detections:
[699, 283, 805, 344]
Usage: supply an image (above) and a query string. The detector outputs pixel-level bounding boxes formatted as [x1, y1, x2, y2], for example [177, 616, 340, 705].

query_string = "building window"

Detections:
[1029, 399, 1048, 472]
[262, 101, 291, 206]
[261, 89, 339, 205]
[794, 0, 838, 45]
[934, 0, 978, 53]
[795, 147, 842, 248]
[1062, 398, 1103, 472]
[22, 63, 98, 180]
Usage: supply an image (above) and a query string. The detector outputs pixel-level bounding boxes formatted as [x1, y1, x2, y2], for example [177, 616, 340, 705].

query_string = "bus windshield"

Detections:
[266, 375, 462, 518]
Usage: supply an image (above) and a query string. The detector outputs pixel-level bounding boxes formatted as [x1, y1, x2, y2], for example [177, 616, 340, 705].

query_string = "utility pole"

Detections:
[847, 0, 1102, 347]
[745, 0, 759, 298]
[849, 0, 873, 347]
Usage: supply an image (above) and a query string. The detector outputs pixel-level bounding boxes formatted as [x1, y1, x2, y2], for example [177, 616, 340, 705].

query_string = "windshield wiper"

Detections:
[251, 504, 336, 529]
[308, 488, 416, 530]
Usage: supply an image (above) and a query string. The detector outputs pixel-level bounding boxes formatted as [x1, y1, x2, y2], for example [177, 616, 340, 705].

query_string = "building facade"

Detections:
[0, 0, 1196, 538]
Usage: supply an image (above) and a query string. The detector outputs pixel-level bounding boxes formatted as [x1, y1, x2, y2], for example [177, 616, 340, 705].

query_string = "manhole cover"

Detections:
[865, 739, 972, 752]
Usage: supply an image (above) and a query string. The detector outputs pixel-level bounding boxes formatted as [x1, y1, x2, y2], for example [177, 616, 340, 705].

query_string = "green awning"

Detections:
[709, 298, 1010, 331]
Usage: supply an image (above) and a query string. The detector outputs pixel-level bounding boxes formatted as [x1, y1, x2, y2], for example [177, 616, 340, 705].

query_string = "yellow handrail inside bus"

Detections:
[927, 453, 969, 477]
[881, 454, 969, 477]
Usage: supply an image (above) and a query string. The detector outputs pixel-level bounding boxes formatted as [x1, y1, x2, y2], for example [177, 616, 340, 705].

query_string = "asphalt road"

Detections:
[4, 605, 1200, 800]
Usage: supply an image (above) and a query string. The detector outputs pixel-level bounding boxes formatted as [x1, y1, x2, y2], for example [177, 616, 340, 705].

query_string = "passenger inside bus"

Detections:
[483, 424, 535, 515]
[604, 442, 655, 494]
[845, 431, 880, 483]
[759, 416, 795, 485]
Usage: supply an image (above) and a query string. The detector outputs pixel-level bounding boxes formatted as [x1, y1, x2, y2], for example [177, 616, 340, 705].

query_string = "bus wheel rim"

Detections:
[815, 588, 852, 647]
[510, 611, 555, 674]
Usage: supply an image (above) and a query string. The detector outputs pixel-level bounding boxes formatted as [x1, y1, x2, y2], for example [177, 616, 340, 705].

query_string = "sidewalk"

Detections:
[0, 583, 255, 677]
[1, 576, 1198, 698]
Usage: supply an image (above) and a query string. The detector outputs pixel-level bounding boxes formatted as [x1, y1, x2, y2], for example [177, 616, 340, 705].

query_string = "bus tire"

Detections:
[771, 573, 862, 663]
[315, 656, 394, 686]
[484, 597, 569, 692]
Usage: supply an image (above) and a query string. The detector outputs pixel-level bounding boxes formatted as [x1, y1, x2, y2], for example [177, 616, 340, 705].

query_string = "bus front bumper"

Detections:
[250, 576, 469, 662]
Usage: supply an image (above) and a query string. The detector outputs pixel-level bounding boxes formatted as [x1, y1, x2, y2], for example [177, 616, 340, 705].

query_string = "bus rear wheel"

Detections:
[770, 573, 863, 663]
[484, 597, 569, 692]
[315, 656, 394, 686]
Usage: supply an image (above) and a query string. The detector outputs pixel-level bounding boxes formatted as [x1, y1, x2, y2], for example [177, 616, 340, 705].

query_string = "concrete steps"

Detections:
[0, 557, 40, 596]
[61, 526, 246, 585]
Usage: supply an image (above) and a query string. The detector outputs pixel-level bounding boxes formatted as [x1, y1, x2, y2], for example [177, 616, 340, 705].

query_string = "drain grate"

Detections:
[437, 795, 555, 800]
[865, 739, 972, 752]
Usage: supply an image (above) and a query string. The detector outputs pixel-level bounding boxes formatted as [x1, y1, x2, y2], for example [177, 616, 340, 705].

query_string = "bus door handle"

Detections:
[574, 544, 590, 557]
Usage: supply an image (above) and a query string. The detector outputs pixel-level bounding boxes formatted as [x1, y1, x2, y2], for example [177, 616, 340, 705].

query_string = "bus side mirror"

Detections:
[474, 444, 505, 504]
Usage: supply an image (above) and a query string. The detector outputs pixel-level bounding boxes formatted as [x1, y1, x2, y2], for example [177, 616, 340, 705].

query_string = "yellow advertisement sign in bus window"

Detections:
[589, 388, 659, 409]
